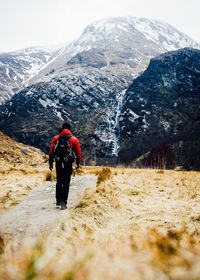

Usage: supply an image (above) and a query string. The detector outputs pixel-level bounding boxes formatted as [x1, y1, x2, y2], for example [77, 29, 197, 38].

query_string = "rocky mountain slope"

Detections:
[0, 48, 200, 169]
[0, 46, 63, 104]
[0, 66, 129, 164]
[120, 48, 200, 169]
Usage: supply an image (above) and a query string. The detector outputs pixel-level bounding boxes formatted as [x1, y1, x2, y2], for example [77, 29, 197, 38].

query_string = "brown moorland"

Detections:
[0, 162, 200, 280]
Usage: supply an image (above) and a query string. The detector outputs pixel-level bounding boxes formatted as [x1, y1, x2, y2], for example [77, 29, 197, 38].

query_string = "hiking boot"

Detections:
[61, 203, 67, 210]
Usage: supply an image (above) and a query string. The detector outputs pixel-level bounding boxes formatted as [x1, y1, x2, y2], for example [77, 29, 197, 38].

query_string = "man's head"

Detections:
[62, 122, 72, 130]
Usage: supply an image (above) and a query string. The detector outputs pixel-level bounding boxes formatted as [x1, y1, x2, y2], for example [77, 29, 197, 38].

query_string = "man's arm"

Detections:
[49, 135, 59, 170]
[71, 136, 81, 168]
[50, 136, 59, 154]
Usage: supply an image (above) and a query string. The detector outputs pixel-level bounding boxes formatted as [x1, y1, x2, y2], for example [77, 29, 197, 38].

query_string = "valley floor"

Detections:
[0, 167, 200, 280]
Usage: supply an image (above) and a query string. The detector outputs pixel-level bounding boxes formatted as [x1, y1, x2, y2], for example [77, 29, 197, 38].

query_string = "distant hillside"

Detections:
[0, 131, 49, 213]
[0, 131, 47, 167]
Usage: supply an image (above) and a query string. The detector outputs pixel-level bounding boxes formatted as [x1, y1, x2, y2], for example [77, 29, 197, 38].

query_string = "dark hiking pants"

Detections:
[56, 162, 72, 205]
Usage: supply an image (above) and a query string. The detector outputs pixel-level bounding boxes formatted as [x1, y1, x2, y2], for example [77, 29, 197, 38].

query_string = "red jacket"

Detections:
[50, 129, 81, 163]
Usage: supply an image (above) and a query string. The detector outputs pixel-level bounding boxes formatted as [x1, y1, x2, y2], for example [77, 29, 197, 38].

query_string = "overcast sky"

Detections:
[0, 0, 200, 53]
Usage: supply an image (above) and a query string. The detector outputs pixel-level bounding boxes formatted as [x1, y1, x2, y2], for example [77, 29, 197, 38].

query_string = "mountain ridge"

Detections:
[1, 16, 199, 104]
[30, 16, 200, 82]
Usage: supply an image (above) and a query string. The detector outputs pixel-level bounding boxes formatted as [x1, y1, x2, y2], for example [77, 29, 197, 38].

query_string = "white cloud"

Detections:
[0, 0, 199, 52]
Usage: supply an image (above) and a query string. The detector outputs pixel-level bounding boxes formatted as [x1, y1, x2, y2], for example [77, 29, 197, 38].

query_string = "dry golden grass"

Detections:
[0, 132, 50, 213]
[0, 167, 200, 279]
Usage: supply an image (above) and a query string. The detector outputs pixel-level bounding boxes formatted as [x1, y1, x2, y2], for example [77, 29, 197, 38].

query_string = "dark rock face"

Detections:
[120, 48, 200, 170]
[0, 67, 129, 164]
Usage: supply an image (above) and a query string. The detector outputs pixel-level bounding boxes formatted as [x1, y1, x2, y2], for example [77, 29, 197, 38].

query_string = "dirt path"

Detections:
[0, 175, 96, 245]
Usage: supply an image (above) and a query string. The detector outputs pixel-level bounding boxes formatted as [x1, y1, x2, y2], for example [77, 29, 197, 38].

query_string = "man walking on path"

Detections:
[49, 123, 81, 210]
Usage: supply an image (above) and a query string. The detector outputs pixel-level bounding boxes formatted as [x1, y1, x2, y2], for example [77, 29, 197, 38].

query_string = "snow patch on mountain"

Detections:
[131, 17, 199, 51]
[0, 46, 62, 103]
[75, 16, 200, 53]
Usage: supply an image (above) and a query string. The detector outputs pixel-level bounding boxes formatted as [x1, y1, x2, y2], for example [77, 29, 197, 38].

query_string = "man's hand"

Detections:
[76, 163, 79, 169]
[49, 154, 53, 171]
[76, 158, 80, 169]
[49, 163, 53, 171]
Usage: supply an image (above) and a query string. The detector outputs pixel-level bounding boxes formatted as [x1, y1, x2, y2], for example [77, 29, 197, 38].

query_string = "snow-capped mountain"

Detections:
[62, 16, 200, 61]
[1, 48, 200, 169]
[29, 16, 200, 83]
[0, 46, 63, 103]
[73, 16, 199, 52]
[1, 16, 199, 104]
[0, 17, 200, 168]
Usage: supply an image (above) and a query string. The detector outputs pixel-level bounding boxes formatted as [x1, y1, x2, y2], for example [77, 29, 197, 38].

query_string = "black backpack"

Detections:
[53, 134, 75, 165]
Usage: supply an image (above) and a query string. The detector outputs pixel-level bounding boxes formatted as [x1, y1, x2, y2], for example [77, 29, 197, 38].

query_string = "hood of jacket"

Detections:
[60, 129, 72, 136]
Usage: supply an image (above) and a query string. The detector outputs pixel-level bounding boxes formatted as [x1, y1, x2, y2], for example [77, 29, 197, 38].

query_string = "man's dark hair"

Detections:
[62, 122, 72, 130]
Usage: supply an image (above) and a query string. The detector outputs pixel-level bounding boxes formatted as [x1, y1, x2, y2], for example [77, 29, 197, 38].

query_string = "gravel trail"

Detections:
[0, 175, 96, 244]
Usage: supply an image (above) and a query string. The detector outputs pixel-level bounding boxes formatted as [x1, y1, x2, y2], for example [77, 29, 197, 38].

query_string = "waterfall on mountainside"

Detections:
[102, 89, 126, 157]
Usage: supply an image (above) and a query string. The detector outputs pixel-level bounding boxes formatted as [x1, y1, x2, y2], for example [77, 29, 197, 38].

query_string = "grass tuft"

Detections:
[96, 167, 112, 186]
[0, 234, 5, 255]
[156, 169, 164, 174]
[190, 215, 200, 222]
[45, 171, 56, 181]
[62, 251, 93, 280]
[25, 242, 43, 280]
[73, 165, 84, 176]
